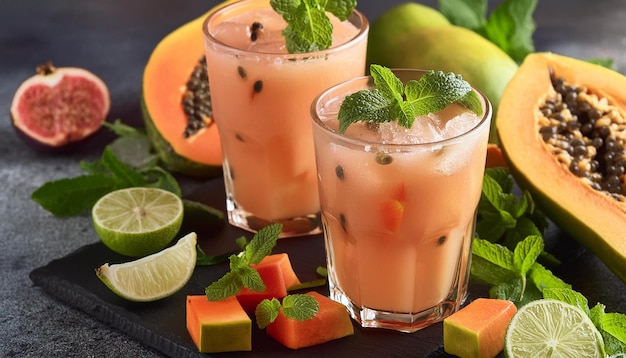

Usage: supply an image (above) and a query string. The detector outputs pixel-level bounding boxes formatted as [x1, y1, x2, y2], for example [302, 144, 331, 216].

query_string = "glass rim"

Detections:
[310, 69, 493, 149]
[202, 0, 369, 59]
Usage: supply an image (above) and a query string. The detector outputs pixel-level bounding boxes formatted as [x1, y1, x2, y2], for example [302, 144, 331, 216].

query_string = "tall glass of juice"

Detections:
[202, 0, 369, 237]
[311, 69, 492, 332]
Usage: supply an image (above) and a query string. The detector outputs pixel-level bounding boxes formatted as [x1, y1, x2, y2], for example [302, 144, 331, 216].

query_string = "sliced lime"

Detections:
[95, 232, 197, 302]
[92, 187, 183, 257]
[504, 299, 604, 358]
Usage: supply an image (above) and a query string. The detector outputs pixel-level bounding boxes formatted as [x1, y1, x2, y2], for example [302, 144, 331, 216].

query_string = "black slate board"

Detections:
[30, 178, 472, 357]
[30, 178, 626, 357]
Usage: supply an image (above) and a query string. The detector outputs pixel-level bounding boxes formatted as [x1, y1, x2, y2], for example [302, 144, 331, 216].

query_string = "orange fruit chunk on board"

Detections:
[186, 295, 252, 353]
[443, 298, 517, 358]
[266, 291, 355, 349]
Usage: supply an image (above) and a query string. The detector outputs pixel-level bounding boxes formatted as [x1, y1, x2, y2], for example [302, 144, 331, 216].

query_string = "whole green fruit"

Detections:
[368, 25, 519, 143]
[367, 2, 450, 67]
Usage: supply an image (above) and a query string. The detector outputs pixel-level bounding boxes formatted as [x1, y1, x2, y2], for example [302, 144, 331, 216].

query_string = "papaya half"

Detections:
[497, 52, 626, 283]
[141, 1, 238, 177]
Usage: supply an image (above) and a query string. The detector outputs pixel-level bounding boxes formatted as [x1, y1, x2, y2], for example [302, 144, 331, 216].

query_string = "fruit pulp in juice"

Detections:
[205, 7, 367, 222]
[315, 103, 489, 314]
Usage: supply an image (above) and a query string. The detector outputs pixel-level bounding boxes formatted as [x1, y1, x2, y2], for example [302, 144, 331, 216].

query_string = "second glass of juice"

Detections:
[311, 69, 492, 332]
[202, 0, 369, 237]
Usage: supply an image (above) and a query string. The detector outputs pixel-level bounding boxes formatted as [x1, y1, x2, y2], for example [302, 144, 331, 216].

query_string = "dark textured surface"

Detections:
[2, 0, 626, 357]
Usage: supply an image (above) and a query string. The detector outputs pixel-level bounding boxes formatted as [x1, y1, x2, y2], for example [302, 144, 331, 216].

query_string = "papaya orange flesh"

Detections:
[236, 256, 288, 313]
[497, 52, 626, 284]
[256, 253, 301, 290]
[141, 2, 238, 177]
[266, 291, 354, 349]
[485, 144, 507, 168]
[443, 298, 517, 358]
[186, 295, 252, 353]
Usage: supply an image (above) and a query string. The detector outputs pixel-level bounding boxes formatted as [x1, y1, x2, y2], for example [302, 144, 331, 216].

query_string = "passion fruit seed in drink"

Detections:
[92, 187, 184, 257]
[95, 232, 197, 302]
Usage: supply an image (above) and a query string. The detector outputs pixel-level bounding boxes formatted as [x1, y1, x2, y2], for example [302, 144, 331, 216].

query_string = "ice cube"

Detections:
[443, 112, 480, 139]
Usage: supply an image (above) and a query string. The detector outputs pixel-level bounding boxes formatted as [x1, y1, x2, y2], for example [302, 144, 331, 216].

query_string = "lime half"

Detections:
[95, 232, 197, 302]
[93, 187, 183, 257]
[504, 299, 604, 358]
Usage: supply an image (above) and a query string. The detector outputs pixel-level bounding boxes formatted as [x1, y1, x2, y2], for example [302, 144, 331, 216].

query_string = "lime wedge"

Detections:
[95, 232, 197, 302]
[504, 299, 605, 358]
[92, 187, 183, 257]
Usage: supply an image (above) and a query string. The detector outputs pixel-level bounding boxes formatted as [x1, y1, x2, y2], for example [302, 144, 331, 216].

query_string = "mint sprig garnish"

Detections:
[205, 224, 282, 300]
[31, 120, 182, 216]
[255, 294, 319, 329]
[270, 0, 356, 53]
[338, 64, 483, 133]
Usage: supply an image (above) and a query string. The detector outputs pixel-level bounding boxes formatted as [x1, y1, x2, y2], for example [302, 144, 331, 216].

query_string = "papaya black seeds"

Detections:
[182, 56, 213, 138]
[538, 71, 626, 200]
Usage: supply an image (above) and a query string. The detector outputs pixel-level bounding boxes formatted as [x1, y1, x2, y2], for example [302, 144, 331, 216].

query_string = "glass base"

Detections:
[227, 198, 322, 238]
[329, 286, 467, 333]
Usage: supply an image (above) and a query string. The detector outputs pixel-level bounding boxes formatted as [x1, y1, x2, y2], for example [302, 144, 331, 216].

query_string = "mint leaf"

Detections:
[370, 64, 404, 104]
[543, 287, 589, 315]
[255, 298, 281, 329]
[244, 223, 282, 264]
[238, 264, 266, 292]
[405, 71, 477, 116]
[527, 262, 570, 292]
[205, 224, 282, 301]
[282, 294, 319, 321]
[478, 0, 537, 63]
[338, 90, 394, 132]
[31, 174, 120, 217]
[325, 0, 356, 21]
[438, 0, 487, 30]
[272, 0, 332, 53]
[100, 147, 146, 187]
[338, 65, 483, 132]
[513, 235, 542, 277]
[141, 167, 181, 197]
[602, 313, 626, 350]
[205, 270, 244, 301]
[472, 237, 515, 272]
[195, 245, 236, 266]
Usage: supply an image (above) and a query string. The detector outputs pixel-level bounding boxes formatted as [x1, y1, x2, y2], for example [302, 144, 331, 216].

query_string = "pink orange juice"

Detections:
[311, 70, 492, 332]
[202, 0, 368, 237]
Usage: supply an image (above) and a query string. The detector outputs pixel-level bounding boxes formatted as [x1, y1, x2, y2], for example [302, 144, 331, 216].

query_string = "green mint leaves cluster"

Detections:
[338, 64, 483, 133]
[270, 0, 356, 53]
[472, 169, 626, 356]
[437, 0, 537, 63]
[204, 224, 319, 328]
[31, 120, 180, 217]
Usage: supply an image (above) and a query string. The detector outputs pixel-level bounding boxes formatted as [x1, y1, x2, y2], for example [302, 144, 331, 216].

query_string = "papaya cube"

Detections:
[236, 256, 288, 313]
[256, 253, 301, 290]
[186, 295, 252, 353]
[266, 291, 354, 349]
[443, 298, 517, 358]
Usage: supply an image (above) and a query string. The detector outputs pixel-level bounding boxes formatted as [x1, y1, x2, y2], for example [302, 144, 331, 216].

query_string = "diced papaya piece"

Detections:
[266, 291, 354, 349]
[486, 143, 507, 168]
[186, 295, 252, 353]
[255, 253, 301, 290]
[380, 198, 404, 232]
[443, 298, 517, 358]
[236, 258, 288, 313]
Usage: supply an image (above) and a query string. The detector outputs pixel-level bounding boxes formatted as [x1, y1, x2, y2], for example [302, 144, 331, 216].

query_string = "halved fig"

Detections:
[10, 62, 110, 151]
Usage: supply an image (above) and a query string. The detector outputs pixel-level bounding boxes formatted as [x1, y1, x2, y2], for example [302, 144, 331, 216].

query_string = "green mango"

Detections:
[367, 25, 519, 143]
[367, 2, 450, 67]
